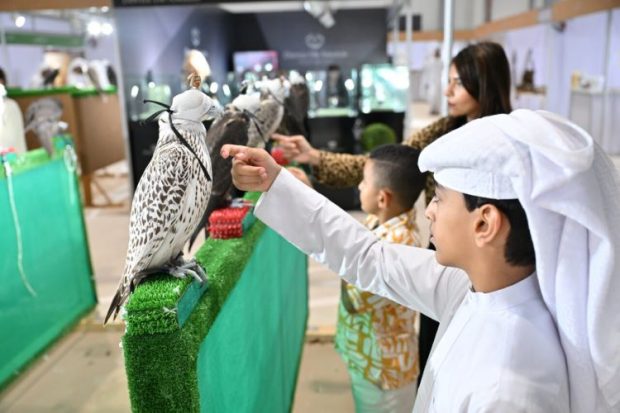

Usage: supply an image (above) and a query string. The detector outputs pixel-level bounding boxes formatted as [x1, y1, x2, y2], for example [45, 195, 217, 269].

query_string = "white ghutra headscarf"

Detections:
[418, 109, 620, 413]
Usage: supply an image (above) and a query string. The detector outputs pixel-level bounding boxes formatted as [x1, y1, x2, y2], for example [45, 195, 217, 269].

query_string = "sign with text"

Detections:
[233, 9, 388, 71]
[113, 0, 289, 6]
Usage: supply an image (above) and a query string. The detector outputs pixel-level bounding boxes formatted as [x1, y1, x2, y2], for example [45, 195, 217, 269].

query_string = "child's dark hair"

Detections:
[463, 195, 535, 267]
[369, 144, 426, 209]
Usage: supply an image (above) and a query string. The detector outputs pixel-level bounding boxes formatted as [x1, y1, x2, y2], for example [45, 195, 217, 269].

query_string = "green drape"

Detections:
[198, 228, 308, 413]
[0, 149, 96, 389]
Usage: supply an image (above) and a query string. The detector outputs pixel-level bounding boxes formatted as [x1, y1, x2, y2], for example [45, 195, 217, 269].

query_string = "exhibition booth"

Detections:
[0, 1, 618, 411]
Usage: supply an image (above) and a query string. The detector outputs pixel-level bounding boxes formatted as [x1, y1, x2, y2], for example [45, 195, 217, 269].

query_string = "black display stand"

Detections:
[359, 111, 405, 144]
[128, 120, 159, 190]
[128, 120, 214, 190]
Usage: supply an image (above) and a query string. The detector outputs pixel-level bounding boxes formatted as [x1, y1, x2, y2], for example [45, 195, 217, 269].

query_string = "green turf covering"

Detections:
[122, 209, 309, 412]
[6, 86, 117, 98]
[123, 220, 266, 336]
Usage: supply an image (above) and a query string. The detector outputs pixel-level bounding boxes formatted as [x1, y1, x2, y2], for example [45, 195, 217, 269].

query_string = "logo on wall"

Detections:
[305, 33, 325, 50]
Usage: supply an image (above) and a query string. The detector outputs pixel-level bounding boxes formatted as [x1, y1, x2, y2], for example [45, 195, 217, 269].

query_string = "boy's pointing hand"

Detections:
[221, 145, 282, 192]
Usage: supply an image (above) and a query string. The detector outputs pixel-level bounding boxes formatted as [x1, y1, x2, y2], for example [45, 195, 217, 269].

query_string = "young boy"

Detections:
[222, 110, 619, 412]
[336, 145, 426, 413]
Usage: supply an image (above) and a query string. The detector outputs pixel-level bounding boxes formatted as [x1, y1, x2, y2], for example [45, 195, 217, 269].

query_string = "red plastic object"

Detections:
[270, 147, 289, 166]
[208, 206, 251, 239]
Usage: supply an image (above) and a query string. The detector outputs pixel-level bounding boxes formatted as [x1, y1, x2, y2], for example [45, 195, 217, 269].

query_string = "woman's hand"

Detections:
[272, 133, 321, 166]
[221, 145, 282, 192]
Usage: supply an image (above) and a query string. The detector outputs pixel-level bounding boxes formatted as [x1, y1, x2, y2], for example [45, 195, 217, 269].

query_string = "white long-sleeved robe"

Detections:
[255, 169, 570, 412]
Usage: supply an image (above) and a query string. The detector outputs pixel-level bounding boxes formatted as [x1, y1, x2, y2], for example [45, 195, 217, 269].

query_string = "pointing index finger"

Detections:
[221, 144, 247, 159]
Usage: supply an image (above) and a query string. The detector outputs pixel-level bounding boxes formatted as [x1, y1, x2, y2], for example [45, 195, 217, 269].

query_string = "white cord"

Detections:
[63, 144, 78, 206]
[3, 159, 37, 297]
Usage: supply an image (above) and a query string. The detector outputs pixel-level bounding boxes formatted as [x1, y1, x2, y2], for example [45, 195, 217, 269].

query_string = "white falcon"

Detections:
[105, 85, 221, 323]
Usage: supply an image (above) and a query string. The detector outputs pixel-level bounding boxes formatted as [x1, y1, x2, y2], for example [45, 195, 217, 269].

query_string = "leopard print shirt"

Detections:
[313, 117, 454, 205]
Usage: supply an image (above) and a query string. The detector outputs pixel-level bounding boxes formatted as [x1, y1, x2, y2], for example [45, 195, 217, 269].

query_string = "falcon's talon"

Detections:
[165, 258, 207, 285]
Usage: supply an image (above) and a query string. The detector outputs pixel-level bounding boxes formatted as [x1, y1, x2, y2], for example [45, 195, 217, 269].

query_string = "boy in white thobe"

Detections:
[222, 109, 620, 413]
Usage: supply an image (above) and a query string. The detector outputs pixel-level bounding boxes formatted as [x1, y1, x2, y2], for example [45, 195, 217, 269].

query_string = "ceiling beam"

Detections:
[0, 0, 111, 12]
[552, 0, 620, 22]
[388, 0, 620, 42]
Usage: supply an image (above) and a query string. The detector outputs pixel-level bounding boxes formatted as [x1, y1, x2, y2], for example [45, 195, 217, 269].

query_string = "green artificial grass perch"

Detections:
[122, 194, 267, 412]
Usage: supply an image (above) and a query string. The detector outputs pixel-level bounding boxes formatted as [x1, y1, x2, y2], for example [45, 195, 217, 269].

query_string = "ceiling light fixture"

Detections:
[101, 22, 114, 36]
[14, 14, 26, 28]
[303, 1, 335, 29]
[87, 20, 102, 36]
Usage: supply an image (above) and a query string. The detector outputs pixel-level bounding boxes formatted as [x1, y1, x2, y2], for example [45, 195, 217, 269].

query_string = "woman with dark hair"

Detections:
[272, 41, 512, 386]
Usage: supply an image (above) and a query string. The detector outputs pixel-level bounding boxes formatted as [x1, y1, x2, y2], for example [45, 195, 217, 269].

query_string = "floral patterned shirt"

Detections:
[335, 209, 421, 390]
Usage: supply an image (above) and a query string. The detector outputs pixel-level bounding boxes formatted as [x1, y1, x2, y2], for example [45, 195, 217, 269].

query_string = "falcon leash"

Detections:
[143, 99, 212, 182]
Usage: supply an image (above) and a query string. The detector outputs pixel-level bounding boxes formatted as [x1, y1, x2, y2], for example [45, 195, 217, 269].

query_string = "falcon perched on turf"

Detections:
[230, 78, 286, 148]
[279, 72, 310, 137]
[105, 79, 221, 324]
[24, 98, 67, 155]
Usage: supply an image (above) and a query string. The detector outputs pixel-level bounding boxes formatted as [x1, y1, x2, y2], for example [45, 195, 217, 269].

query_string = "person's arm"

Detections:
[313, 151, 367, 188]
[272, 133, 367, 188]
[313, 117, 452, 190]
[313, 118, 451, 188]
[402, 117, 451, 149]
[255, 167, 468, 320]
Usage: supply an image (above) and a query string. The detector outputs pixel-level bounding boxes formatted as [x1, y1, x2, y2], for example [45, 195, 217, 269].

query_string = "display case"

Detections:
[358, 64, 409, 113]
[304, 68, 358, 117]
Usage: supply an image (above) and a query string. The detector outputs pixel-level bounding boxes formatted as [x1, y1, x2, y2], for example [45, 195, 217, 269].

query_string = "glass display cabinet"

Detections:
[358, 64, 409, 113]
[304, 68, 358, 117]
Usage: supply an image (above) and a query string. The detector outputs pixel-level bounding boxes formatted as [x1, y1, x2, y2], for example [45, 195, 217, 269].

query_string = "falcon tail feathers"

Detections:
[104, 289, 123, 325]
[104, 274, 131, 325]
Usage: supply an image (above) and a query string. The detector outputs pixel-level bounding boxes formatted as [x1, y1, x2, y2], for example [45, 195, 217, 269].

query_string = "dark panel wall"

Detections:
[231, 9, 388, 71]
[115, 5, 233, 89]
[115, 6, 387, 84]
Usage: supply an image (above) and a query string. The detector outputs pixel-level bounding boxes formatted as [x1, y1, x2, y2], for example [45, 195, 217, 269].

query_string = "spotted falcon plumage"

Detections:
[230, 78, 286, 149]
[105, 86, 220, 324]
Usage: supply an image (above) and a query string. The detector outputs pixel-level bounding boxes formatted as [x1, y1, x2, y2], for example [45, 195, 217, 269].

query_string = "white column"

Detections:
[404, 0, 414, 137]
[441, 0, 454, 116]
[600, 10, 612, 152]
[0, 17, 11, 83]
[110, 11, 134, 198]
